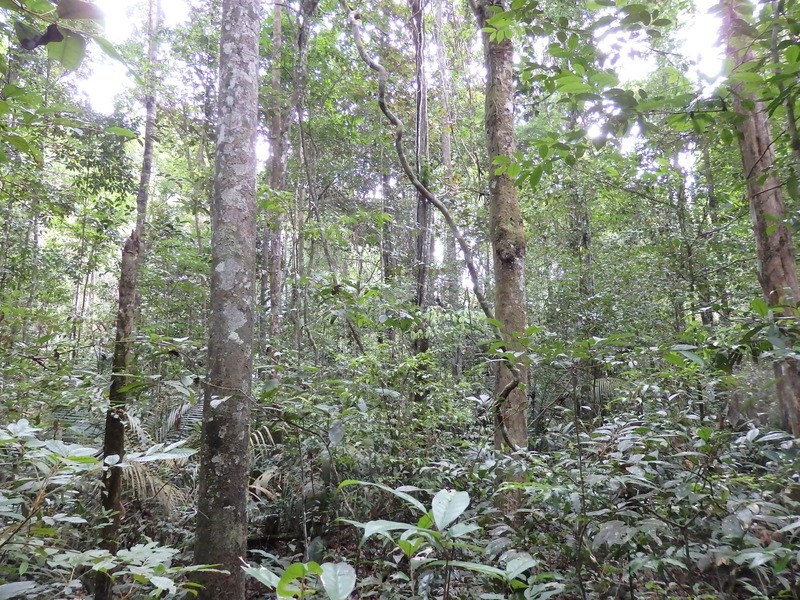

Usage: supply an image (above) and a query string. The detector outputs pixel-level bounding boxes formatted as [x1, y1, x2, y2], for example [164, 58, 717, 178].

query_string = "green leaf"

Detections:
[663, 351, 685, 367]
[751, 297, 769, 317]
[14, 20, 41, 49]
[149, 576, 177, 594]
[350, 519, 430, 540]
[242, 565, 280, 589]
[697, 426, 713, 442]
[105, 126, 137, 138]
[423, 560, 507, 580]
[529, 164, 544, 187]
[730, 71, 763, 84]
[90, 34, 143, 85]
[338, 480, 427, 514]
[678, 350, 705, 367]
[556, 75, 592, 94]
[4, 133, 39, 162]
[277, 562, 322, 597]
[328, 419, 344, 446]
[446, 522, 480, 538]
[396, 537, 425, 557]
[431, 489, 470, 531]
[20, 0, 54, 13]
[47, 29, 85, 70]
[56, 0, 104, 19]
[505, 555, 537, 579]
[0, 582, 37, 600]
[90, 34, 124, 62]
[320, 562, 356, 600]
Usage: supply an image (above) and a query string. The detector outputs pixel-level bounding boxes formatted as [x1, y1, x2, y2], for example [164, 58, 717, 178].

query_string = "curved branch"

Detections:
[342, 4, 492, 322]
[342, 4, 522, 451]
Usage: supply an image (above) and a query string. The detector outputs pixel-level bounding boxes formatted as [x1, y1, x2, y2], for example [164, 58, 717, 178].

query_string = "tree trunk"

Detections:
[193, 0, 259, 597]
[410, 0, 432, 372]
[724, 0, 800, 434]
[473, 0, 528, 454]
[95, 1, 160, 597]
[260, 0, 286, 371]
[434, 0, 463, 376]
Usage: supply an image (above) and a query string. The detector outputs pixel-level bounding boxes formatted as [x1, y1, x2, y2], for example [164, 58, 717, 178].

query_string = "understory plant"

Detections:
[0, 419, 213, 598]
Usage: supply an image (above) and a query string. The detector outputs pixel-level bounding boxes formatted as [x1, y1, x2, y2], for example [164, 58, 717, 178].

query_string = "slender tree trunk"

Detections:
[193, 0, 259, 597]
[472, 0, 528, 456]
[381, 152, 395, 284]
[261, 0, 286, 370]
[435, 0, 462, 376]
[700, 144, 731, 322]
[724, 0, 800, 434]
[772, 0, 800, 173]
[288, 0, 319, 364]
[95, 2, 160, 598]
[410, 0, 431, 370]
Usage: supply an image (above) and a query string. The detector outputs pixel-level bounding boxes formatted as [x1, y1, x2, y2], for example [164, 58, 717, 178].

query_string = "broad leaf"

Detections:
[20, 0, 53, 13]
[328, 419, 344, 446]
[320, 562, 356, 600]
[57, 0, 103, 19]
[242, 565, 281, 589]
[431, 489, 469, 531]
[344, 519, 430, 540]
[13, 20, 40, 50]
[47, 29, 85, 70]
[423, 559, 506, 580]
[0, 582, 37, 600]
[339, 480, 427, 514]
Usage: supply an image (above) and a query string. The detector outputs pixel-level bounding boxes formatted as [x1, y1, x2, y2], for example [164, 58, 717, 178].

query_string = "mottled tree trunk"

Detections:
[193, 0, 259, 597]
[95, 2, 160, 598]
[473, 0, 528, 453]
[724, 0, 800, 434]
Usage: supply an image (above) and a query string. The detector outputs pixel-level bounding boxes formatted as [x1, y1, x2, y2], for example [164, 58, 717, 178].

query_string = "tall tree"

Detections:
[410, 0, 430, 342]
[409, 0, 432, 400]
[262, 0, 286, 369]
[95, 2, 161, 598]
[724, 0, 800, 433]
[193, 0, 259, 597]
[472, 0, 528, 454]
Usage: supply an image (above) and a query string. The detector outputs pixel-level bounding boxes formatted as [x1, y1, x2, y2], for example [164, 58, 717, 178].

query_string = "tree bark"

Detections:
[724, 0, 800, 434]
[95, 1, 160, 597]
[473, 0, 528, 454]
[261, 0, 286, 369]
[409, 0, 431, 398]
[193, 0, 259, 597]
[434, 0, 462, 376]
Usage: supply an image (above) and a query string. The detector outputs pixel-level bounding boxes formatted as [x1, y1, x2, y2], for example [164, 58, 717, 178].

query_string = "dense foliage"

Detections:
[1, 0, 800, 598]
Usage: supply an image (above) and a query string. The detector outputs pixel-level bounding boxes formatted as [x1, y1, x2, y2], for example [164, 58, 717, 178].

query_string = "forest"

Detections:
[1, 0, 800, 598]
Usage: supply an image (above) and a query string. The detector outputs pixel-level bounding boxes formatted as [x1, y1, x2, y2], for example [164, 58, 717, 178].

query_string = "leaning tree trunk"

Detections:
[193, 0, 259, 598]
[724, 0, 800, 434]
[472, 0, 529, 455]
[95, 1, 160, 597]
